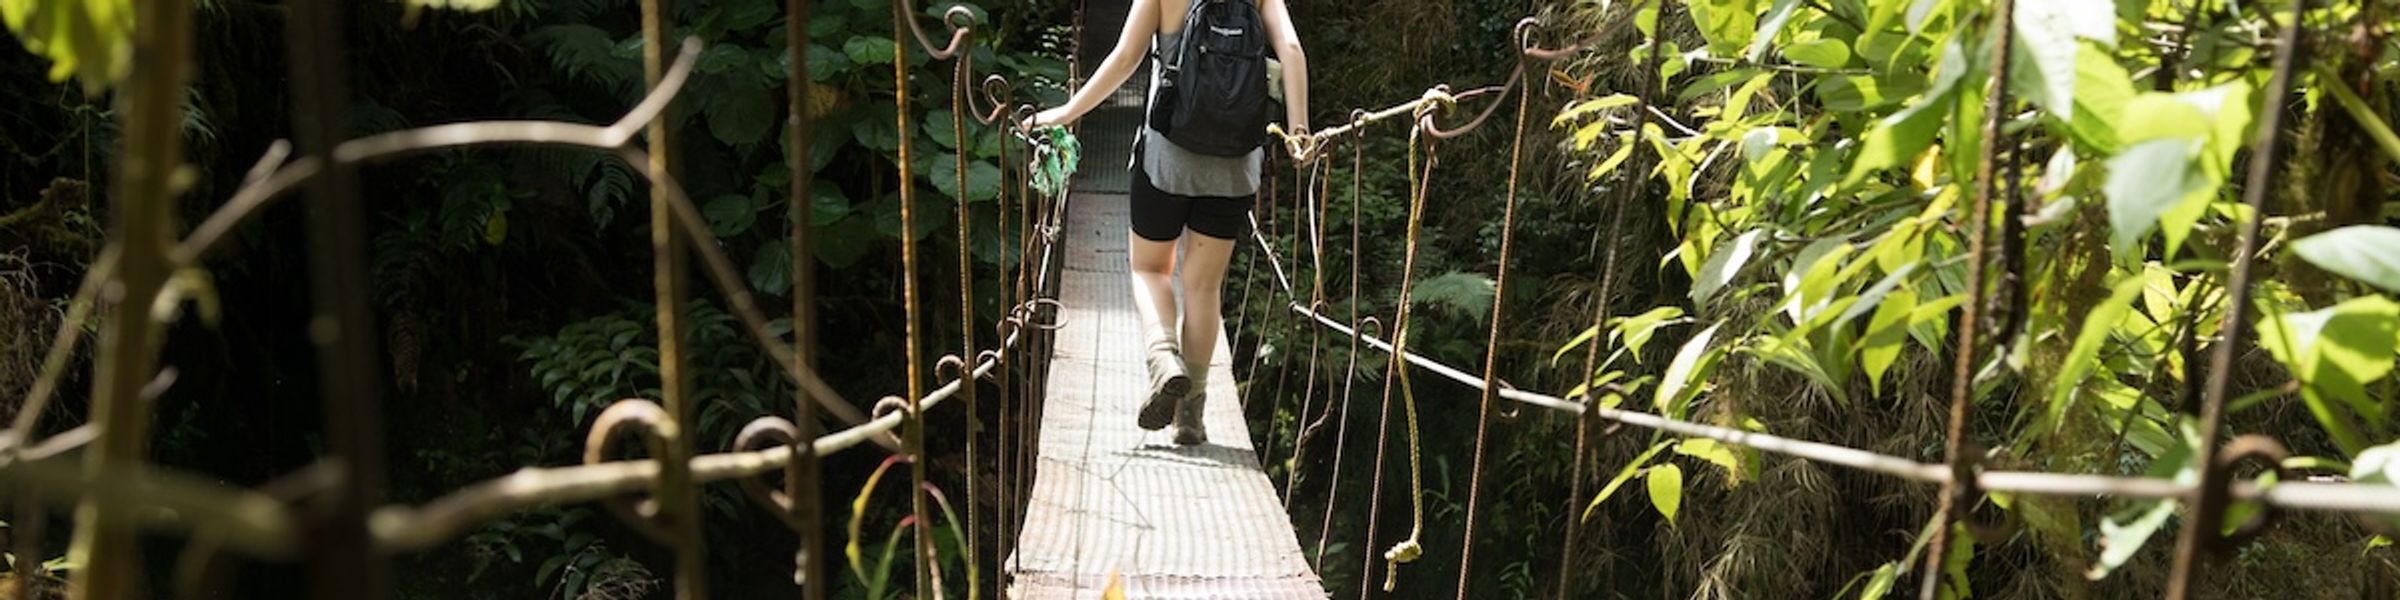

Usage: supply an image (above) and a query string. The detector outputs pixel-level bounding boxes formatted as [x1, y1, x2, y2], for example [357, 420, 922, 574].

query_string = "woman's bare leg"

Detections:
[1130, 231, 1189, 430]
[1172, 229, 1237, 444]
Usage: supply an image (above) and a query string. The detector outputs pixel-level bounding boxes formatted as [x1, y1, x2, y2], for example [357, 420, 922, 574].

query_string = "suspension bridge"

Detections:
[10, 0, 2400, 599]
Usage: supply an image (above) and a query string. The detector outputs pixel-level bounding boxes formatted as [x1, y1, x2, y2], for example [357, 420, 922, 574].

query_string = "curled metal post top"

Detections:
[897, 0, 977, 60]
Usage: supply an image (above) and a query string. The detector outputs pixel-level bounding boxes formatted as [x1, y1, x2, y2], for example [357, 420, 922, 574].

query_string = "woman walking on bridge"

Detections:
[1030, 0, 1311, 445]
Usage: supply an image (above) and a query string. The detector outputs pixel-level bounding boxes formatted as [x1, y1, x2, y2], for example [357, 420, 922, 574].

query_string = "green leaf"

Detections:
[926, 154, 1003, 203]
[1784, 38, 1852, 69]
[1646, 463, 1684, 525]
[1693, 229, 1765, 304]
[1857, 562, 1901, 600]
[2256, 296, 2399, 454]
[1843, 40, 1965, 185]
[1655, 322, 1726, 417]
[2047, 275, 2146, 429]
[2292, 226, 2400, 294]
[703, 194, 757, 237]
[1746, 0, 1804, 63]
[2010, 0, 2116, 121]
[1582, 441, 1672, 522]
[1410, 272, 1498, 323]
[812, 214, 877, 268]
[2102, 138, 2205, 253]
[749, 239, 793, 295]
[0, 0, 134, 91]
[1687, 0, 1761, 55]
[1676, 438, 1758, 483]
[2088, 499, 2176, 579]
[1552, 94, 1639, 127]
[1860, 288, 1916, 394]
[843, 36, 899, 65]
[704, 86, 775, 146]
[1617, 306, 1689, 363]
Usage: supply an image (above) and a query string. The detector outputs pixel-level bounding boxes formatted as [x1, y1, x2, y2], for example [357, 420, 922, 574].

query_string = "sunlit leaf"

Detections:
[1655, 322, 1726, 417]
[2047, 275, 2145, 429]
[1784, 38, 1851, 69]
[1646, 463, 1684, 525]
[1582, 441, 1671, 522]
[2292, 226, 2400, 294]
[2102, 138, 2204, 253]
[1693, 229, 1765, 304]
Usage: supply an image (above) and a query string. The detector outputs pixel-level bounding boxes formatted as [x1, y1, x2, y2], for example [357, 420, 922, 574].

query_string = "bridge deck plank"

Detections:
[1006, 183, 1324, 598]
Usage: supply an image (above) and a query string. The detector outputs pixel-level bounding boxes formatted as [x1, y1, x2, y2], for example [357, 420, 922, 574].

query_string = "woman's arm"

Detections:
[1031, 0, 1158, 127]
[1261, 0, 1306, 133]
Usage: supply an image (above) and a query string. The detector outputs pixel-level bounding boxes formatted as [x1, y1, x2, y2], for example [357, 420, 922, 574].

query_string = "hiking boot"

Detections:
[1172, 387, 1209, 446]
[1138, 347, 1189, 431]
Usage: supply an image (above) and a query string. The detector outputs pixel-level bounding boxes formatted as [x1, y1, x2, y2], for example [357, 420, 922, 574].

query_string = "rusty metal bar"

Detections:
[65, 0, 191, 596]
[2167, 0, 2312, 595]
[638, 0, 710, 596]
[949, 51, 984, 599]
[1454, 30, 1536, 596]
[893, 0, 936, 593]
[785, 0, 829, 594]
[284, 0, 389, 596]
[1925, 2, 2017, 597]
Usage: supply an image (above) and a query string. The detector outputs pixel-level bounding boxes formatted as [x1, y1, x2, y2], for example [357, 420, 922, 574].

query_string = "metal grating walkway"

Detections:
[1007, 115, 1325, 597]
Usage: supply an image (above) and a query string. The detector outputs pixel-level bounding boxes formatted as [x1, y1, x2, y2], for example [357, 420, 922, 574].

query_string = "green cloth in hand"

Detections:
[1029, 125, 1081, 198]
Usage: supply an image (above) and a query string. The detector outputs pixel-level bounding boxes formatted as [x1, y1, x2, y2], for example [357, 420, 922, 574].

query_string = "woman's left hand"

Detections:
[1025, 107, 1072, 131]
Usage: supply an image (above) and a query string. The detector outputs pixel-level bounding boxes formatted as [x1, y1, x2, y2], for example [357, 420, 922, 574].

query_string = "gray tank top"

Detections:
[1139, 26, 1264, 198]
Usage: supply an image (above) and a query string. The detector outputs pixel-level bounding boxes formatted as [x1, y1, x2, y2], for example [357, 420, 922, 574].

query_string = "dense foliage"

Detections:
[2, 0, 1065, 597]
[7, 0, 2400, 598]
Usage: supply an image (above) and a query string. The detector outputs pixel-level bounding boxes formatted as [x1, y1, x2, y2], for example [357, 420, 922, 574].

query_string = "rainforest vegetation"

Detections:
[4, 0, 2400, 599]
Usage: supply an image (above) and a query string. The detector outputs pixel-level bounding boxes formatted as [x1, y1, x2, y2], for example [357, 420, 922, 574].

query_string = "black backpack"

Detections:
[1149, 0, 1272, 157]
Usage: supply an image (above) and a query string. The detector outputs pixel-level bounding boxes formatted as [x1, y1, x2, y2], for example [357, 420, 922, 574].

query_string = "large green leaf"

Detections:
[749, 239, 793, 295]
[1693, 229, 1766, 304]
[2009, 1, 2114, 121]
[843, 36, 899, 65]
[2255, 296, 2400, 454]
[1688, 0, 1761, 55]
[1859, 287, 1917, 395]
[1646, 463, 1684, 525]
[703, 194, 756, 237]
[1582, 441, 1672, 522]
[0, 0, 133, 90]
[1746, 0, 1805, 62]
[1655, 322, 1727, 417]
[2047, 275, 2146, 430]
[2292, 226, 2400, 294]
[2101, 138, 2205, 252]
[1842, 39, 1967, 185]
[704, 86, 775, 146]
[1784, 38, 1852, 69]
[1410, 272, 1498, 323]
[927, 154, 1004, 202]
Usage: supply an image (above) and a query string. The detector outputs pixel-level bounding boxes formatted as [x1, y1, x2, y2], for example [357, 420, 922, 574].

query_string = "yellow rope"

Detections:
[1380, 114, 1437, 592]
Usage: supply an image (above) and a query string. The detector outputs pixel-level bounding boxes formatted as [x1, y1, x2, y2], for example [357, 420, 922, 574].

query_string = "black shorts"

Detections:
[1129, 158, 1254, 242]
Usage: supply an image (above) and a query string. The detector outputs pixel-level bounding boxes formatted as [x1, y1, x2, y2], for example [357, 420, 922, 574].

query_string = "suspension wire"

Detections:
[1562, 4, 1661, 595]
[1355, 148, 1399, 599]
[783, 0, 828, 594]
[1924, 1, 2017, 595]
[2167, 1, 2310, 595]
[1313, 136, 1367, 572]
[1454, 44, 1535, 599]
[1283, 159, 1331, 506]
[1265, 159, 1307, 491]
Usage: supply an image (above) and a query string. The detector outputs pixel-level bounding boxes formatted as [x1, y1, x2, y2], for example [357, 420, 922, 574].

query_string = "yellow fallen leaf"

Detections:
[1100, 566, 1125, 600]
